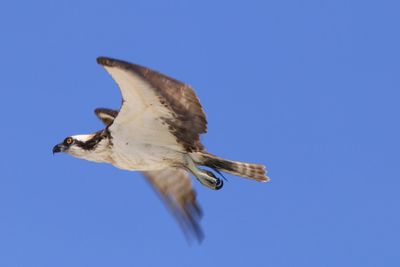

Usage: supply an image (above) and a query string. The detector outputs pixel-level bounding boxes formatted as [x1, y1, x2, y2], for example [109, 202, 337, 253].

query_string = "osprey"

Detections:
[53, 57, 269, 242]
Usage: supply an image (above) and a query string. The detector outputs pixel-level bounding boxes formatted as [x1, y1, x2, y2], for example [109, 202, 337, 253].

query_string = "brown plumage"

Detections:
[97, 57, 207, 152]
[195, 152, 269, 182]
[95, 108, 118, 126]
[143, 168, 204, 242]
[56, 57, 269, 243]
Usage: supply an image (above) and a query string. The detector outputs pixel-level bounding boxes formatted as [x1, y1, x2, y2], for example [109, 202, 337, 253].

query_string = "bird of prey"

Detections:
[53, 57, 269, 242]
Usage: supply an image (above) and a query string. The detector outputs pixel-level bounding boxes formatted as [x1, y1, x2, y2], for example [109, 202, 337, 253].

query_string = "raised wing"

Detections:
[143, 168, 204, 242]
[96, 57, 207, 152]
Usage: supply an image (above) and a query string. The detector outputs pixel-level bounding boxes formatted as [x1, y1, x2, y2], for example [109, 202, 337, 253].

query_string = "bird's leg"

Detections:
[184, 156, 223, 190]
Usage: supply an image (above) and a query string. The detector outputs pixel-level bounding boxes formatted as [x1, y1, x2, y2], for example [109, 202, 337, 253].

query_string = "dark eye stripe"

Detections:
[74, 130, 108, 151]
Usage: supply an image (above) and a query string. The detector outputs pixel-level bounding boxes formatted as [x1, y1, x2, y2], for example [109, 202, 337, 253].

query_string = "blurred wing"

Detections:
[97, 57, 207, 152]
[143, 168, 204, 242]
[94, 109, 204, 241]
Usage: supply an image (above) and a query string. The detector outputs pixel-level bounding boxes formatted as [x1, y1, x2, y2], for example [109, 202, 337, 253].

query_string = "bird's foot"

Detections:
[197, 169, 223, 190]
[184, 156, 224, 190]
[215, 177, 224, 190]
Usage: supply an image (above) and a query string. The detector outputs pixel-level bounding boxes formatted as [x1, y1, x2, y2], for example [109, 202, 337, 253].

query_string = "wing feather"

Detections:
[143, 168, 204, 242]
[97, 57, 207, 151]
[94, 108, 118, 126]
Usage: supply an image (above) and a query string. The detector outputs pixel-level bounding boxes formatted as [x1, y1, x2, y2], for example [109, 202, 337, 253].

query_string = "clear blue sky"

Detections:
[1, 0, 399, 266]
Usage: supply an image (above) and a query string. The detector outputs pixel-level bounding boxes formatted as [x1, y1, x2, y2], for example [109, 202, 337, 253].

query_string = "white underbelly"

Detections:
[110, 142, 184, 171]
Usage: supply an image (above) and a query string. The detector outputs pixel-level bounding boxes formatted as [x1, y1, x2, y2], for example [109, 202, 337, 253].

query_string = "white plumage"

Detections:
[53, 57, 269, 242]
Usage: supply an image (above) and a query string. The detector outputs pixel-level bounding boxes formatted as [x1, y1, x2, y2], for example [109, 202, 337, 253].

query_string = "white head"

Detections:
[53, 131, 111, 163]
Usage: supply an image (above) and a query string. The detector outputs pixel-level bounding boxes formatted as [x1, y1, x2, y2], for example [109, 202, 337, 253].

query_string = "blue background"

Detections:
[1, 0, 399, 266]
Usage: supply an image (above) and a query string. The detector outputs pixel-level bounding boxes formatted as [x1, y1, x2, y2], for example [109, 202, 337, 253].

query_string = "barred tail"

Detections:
[192, 152, 270, 182]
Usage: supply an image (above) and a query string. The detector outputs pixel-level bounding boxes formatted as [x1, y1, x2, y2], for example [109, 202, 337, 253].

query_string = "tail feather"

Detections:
[193, 152, 269, 182]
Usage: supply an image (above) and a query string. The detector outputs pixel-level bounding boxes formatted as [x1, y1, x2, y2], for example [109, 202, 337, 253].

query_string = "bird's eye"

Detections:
[65, 137, 73, 145]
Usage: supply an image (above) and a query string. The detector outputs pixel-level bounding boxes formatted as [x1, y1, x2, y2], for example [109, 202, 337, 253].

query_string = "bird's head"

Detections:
[52, 136, 75, 154]
[52, 133, 107, 160]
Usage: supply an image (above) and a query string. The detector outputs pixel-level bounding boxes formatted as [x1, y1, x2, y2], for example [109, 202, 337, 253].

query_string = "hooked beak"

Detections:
[52, 144, 67, 154]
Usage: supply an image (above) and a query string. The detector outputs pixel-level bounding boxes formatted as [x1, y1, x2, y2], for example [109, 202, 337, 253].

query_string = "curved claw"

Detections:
[184, 156, 225, 191]
[215, 178, 224, 190]
[200, 169, 224, 190]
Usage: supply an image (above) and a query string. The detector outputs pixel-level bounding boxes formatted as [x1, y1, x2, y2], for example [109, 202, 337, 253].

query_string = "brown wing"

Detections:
[94, 108, 118, 126]
[143, 168, 204, 242]
[97, 57, 207, 151]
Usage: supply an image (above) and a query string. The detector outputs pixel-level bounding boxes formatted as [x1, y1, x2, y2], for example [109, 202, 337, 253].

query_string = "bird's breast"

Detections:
[109, 141, 184, 171]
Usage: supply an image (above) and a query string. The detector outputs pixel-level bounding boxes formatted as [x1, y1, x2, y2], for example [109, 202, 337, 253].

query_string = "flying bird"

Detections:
[53, 57, 269, 242]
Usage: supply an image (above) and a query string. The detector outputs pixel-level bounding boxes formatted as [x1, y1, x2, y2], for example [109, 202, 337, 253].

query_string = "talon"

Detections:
[215, 178, 223, 190]
[203, 170, 223, 190]
[190, 166, 224, 191]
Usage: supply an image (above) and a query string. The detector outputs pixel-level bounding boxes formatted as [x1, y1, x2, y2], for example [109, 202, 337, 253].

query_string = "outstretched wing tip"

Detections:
[97, 56, 132, 69]
[94, 107, 102, 115]
[97, 56, 113, 66]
